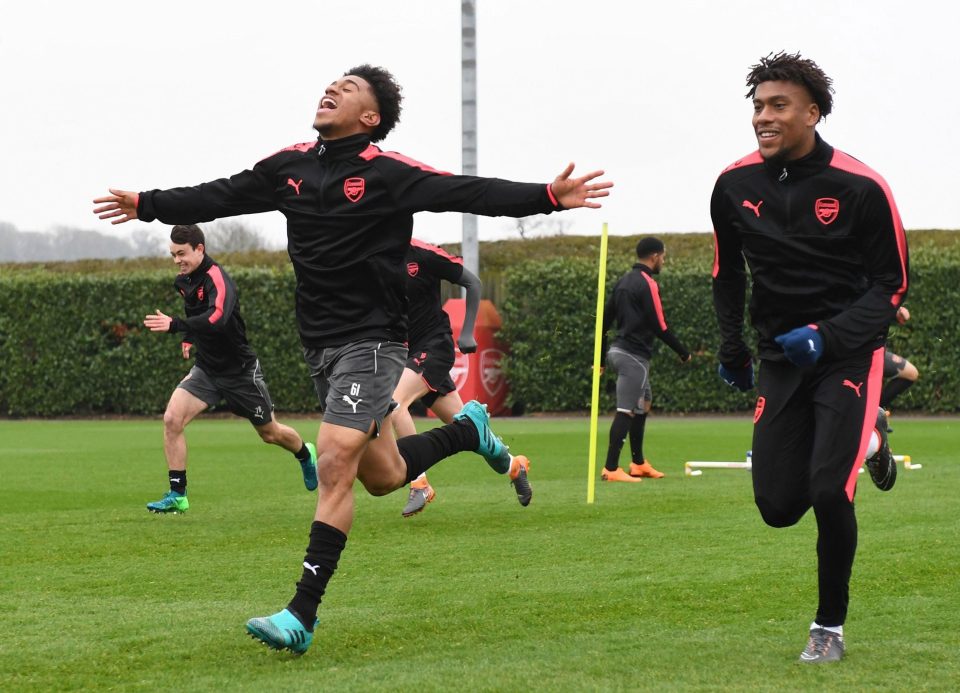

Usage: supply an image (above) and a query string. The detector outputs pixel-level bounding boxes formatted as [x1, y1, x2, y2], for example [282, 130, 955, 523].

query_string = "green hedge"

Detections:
[0, 269, 316, 416]
[499, 237, 960, 414]
[1, 232, 958, 416]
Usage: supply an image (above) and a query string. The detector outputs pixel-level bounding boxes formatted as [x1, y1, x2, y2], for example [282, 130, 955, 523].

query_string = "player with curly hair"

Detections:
[95, 64, 610, 655]
[712, 51, 908, 663]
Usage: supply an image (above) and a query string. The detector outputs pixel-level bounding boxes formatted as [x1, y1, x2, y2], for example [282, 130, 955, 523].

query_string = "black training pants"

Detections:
[751, 347, 884, 626]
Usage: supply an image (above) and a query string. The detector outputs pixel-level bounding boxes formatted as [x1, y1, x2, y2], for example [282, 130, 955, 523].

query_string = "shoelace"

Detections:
[807, 630, 836, 656]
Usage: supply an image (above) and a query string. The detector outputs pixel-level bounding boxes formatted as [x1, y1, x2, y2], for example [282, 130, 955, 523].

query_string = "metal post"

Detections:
[461, 0, 479, 276]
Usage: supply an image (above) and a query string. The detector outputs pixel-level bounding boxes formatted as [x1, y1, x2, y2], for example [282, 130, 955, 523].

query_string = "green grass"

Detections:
[1, 415, 957, 691]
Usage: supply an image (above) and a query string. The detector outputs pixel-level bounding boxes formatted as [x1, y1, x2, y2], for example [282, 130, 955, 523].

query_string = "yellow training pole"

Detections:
[587, 223, 609, 504]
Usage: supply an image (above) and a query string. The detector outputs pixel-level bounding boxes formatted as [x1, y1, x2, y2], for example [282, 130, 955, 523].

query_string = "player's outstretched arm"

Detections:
[549, 163, 613, 209]
[93, 189, 139, 224]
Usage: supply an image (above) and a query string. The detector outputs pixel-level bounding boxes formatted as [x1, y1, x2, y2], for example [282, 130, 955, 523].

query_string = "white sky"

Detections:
[1, 0, 957, 249]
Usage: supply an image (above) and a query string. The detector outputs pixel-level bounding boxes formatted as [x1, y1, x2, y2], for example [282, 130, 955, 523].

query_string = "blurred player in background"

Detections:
[394, 239, 531, 516]
[143, 224, 317, 514]
[880, 306, 919, 410]
[600, 236, 691, 483]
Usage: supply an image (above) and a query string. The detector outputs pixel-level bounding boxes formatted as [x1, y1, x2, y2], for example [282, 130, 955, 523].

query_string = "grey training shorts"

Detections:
[302, 339, 406, 434]
[176, 360, 274, 425]
[606, 347, 652, 414]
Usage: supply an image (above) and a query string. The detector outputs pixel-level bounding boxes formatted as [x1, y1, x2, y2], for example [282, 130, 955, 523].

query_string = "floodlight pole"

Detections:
[461, 0, 479, 276]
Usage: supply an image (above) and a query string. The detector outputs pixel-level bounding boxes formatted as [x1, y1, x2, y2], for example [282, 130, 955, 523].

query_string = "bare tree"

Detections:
[204, 220, 265, 253]
[513, 215, 572, 239]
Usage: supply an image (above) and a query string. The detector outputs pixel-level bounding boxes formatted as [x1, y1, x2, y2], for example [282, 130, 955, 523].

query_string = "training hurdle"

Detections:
[686, 453, 920, 476]
[684, 454, 752, 477]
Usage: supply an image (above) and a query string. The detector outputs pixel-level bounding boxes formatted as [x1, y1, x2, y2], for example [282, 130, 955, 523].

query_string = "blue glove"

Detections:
[774, 325, 824, 367]
[718, 362, 754, 392]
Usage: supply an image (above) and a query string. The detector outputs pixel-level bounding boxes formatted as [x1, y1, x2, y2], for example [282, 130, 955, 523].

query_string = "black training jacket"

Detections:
[405, 239, 464, 346]
[602, 263, 690, 362]
[138, 134, 560, 348]
[711, 134, 909, 367]
[168, 254, 257, 375]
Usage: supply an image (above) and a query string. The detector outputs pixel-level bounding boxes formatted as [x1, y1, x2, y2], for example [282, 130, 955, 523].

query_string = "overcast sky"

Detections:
[2, 0, 957, 250]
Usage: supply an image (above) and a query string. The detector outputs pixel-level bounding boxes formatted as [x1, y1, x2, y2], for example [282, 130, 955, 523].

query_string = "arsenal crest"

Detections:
[407, 262, 419, 277]
[480, 348, 505, 397]
[450, 351, 469, 390]
[344, 177, 365, 202]
[815, 198, 840, 225]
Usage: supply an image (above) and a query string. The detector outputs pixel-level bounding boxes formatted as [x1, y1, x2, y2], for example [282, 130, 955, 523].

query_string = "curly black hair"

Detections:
[344, 64, 403, 142]
[745, 51, 834, 120]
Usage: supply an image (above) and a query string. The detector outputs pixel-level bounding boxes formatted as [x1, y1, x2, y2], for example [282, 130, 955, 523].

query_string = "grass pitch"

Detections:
[1, 415, 958, 691]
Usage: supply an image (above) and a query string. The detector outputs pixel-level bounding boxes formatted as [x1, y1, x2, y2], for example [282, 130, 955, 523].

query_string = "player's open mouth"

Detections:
[757, 129, 779, 140]
[319, 97, 337, 111]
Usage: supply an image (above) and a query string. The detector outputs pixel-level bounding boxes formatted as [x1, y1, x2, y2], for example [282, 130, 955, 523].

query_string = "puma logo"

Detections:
[170, 477, 181, 483]
[342, 394, 362, 414]
[842, 379, 863, 398]
[303, 561, 320, 576]
[287, 177, 303, 195]
[742, 199, 763, 217]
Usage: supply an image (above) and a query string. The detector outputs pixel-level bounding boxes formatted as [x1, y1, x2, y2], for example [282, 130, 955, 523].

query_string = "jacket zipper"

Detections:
[779, 167, 791, 230]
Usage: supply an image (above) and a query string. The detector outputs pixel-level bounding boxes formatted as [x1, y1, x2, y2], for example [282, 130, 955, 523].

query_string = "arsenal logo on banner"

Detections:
[344, 177, 365, 203]
[407, 262, 419, 277]
[450, 351, 469, 390]
[815, 197, 840, 225]
[480, 348, 505, 397]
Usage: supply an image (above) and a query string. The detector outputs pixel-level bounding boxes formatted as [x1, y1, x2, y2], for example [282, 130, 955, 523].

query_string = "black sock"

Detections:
[294, 443, 311, 463]
[286, 521, 348, 630]
[168, 469, 187, 495]
[629, 413, 647, 464]
[397, 420, 480, 483]
[604, 412, 632, 471]
[880, 378, 913, 409]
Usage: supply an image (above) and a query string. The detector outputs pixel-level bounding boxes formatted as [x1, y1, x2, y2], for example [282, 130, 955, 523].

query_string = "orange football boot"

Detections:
[601, 467, 642, 483]
[629, 460, 664, 478]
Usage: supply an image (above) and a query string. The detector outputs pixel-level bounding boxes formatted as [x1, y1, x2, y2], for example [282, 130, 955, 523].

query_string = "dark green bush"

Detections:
[500, 233, 960, 413]
[0, 269, 316, 416]
[1, 231, 957, 415]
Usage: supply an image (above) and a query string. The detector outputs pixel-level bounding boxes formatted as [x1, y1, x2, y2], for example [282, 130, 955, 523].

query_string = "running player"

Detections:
[711, 52, 908, 663]
[880, 306, 919, 410]
[143, 224, 317, 513]
[95, 64, 610, 654]
[395, 239, 531, 517]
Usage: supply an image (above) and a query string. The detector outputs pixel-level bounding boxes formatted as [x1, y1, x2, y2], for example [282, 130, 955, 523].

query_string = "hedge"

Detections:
[499, 236, 960, 414]
[0, 269, 316, 416]
[1, 232, 957, 416]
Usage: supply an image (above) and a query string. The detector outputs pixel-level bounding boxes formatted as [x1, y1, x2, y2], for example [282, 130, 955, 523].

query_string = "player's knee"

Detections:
[360, 477, 396, 496]
[357, 461, 405, 496]
[256, 426, 280, 445]
[162, 409, 186, 434]
[902, 362, 919, 381]
[316, 446, 356, 483]
[755, 496, 805, 527]
[809, 487, 851, 511]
